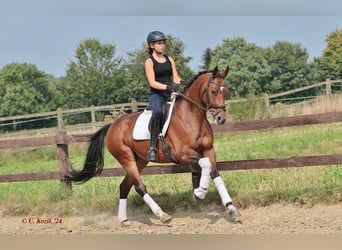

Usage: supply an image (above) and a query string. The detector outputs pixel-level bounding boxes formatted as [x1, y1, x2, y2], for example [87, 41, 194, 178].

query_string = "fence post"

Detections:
[90, 105, 96, 131]
[131, 98, 137, 112]
[263, 94, 270, 116]
[56, 130, 72, 190]
[57, 108, 64, 130]
[325, 79, 332, 97]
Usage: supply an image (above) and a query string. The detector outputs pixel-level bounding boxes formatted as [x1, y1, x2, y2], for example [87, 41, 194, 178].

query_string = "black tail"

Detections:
[66, 124, 111, 183]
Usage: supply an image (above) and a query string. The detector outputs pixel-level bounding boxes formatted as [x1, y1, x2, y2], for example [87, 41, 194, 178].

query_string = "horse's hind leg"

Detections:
[131, 171, 172, 223]
[118, 175, 133, 224]
[118, 158, 172, 224]
[118, 159, 145, 224]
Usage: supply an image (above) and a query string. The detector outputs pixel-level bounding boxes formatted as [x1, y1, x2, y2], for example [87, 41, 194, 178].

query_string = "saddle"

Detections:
[133, 93, 177, 141]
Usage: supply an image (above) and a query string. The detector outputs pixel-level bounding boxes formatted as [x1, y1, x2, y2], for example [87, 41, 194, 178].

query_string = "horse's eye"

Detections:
[211, 90, 217, 95]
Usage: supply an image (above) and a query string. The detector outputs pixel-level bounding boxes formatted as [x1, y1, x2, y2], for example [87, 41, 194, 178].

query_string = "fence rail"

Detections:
[0, 111, 341, 188]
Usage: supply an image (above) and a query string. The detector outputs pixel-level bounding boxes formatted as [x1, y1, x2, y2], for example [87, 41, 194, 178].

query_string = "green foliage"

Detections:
[209, 38, 272, 98]
[0, 63, 54, 117]
[64, 38, 123, 109]
[45, 74, 68, 109]
[0, 63, 58, 130]
[206, 37, 317, 99]
[228, 93, 269, 120]
[264, 41, 311, 94]
[121, 45, 151, 102]
[164, 34, 194, 81]
[200, 48, 212, 71]
[311, 29, 342, 82]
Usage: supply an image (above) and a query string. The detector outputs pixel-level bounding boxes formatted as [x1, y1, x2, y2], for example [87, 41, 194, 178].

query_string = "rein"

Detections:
[177, 92, 208, 112]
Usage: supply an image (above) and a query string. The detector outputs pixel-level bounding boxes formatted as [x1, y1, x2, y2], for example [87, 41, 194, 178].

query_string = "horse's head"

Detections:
[201, 66, 229, 125]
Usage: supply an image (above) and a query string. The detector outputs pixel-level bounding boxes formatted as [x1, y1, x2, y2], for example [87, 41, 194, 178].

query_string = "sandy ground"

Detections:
[1, 203, 342, 234]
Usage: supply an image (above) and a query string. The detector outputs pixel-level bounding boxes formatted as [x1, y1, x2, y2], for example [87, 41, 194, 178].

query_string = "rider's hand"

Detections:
[166, 83, 179, 92]
[180, 79, 188, 86]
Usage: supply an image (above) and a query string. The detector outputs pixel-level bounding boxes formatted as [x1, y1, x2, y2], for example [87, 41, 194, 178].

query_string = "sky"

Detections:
[0, 1, 341, 77]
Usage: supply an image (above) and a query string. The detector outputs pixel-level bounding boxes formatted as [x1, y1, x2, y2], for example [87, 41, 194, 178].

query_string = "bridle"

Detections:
[177, 75, 227, 114]
[202, 76, 227, 112]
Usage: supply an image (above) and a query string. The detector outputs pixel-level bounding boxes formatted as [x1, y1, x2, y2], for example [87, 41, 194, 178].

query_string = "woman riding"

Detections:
[144, 30, 183, 162]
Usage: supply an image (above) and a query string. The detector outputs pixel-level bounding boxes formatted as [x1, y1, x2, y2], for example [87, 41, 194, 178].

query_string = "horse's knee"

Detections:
[194, 157, 212, 200]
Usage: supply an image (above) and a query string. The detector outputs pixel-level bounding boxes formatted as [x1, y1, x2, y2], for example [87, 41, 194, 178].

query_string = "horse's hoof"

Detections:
[161, 214, 172, 223]
[157, 211, 172, 223]
[227, 204, 241, 218]
[193, 193, 202, 203]
[120, 220, 131, 227]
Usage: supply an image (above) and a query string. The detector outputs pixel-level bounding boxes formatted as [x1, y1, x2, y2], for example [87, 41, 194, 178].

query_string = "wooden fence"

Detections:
[0, 111, 341, 189]
[0, 79, 341, 139]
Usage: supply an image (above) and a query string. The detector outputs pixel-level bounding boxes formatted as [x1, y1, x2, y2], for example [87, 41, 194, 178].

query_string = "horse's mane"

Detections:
[185, 70, 212, 90]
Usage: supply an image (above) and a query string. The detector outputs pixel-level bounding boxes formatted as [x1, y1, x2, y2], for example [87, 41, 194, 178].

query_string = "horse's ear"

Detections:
[212, 66, 219, 78]
[221, 66, 229, 78]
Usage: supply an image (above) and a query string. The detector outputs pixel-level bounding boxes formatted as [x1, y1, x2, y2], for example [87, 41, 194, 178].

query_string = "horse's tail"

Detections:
[66, 123, 111, 183]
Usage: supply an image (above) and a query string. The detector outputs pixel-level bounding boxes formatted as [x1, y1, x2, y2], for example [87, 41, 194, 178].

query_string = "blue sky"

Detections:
[1, 0, 342, 16]
[0, 1, 341, 77]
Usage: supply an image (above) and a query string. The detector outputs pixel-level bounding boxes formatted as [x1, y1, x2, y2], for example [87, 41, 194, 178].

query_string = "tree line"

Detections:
[0, 29, 341, 130]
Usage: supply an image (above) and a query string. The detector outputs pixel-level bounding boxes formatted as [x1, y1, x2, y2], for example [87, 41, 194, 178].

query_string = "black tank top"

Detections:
[149, 55, 173, 98]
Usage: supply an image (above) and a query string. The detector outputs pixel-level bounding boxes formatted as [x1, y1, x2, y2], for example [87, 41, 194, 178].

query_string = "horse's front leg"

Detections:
[194, 152, 241, 218]
[212, 174, 241, 218]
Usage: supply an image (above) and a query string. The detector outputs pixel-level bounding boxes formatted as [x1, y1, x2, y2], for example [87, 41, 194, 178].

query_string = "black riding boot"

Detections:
[147, 118, 161, 162]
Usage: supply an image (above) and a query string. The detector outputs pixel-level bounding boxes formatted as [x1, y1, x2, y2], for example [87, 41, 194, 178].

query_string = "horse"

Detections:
[66, 65, 240, 224]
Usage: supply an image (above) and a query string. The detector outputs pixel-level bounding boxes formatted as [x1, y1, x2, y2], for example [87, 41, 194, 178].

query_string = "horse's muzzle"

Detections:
[216, 112, 226, 125]
[209, 109, 226, 125]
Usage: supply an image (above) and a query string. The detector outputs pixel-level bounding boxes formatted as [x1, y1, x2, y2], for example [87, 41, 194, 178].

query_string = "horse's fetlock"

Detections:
[194, 187, 208, 200]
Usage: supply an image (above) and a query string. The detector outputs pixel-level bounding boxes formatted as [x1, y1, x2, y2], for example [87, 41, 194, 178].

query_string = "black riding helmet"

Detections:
[147, 31, 167, 44]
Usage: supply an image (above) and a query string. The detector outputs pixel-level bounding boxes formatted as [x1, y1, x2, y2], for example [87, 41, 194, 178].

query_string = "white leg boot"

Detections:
[118, 199, 130, 226]
[194, 157, 212, 200]
[213, 176, 241, 218]
[143, 194, 172, 223]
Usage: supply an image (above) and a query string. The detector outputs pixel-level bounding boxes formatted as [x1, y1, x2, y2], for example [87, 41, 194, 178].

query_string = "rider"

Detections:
[144, 30, 183, 162]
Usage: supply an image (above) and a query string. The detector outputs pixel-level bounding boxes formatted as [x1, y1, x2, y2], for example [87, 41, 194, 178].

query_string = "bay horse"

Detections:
[66, 66, 240, 224]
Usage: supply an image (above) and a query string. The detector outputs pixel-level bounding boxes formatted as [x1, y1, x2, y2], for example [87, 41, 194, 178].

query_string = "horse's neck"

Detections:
[176, 92, 207, 125]
[174, 73, 210, 123]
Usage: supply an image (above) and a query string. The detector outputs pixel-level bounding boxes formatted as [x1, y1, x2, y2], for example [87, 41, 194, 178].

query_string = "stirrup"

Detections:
[147, 147, 158, 162]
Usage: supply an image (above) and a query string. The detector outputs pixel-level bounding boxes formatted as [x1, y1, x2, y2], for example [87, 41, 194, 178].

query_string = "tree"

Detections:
[208, 37, 271, 98]
[322, 28, 342, 80]
[311, 29, 342, 83]
[0, 63, 53, 117]
[264, 41, 311, 95]
[163, 35, 193, 81]
[45, 74, 68, 110]
[200, 48, 212, 71]
[65, 38, 123, 109]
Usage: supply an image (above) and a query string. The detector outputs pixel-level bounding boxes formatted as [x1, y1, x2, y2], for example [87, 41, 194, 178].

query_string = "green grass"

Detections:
[0, 123, 341, 216]
[214, 123, 342, 161]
